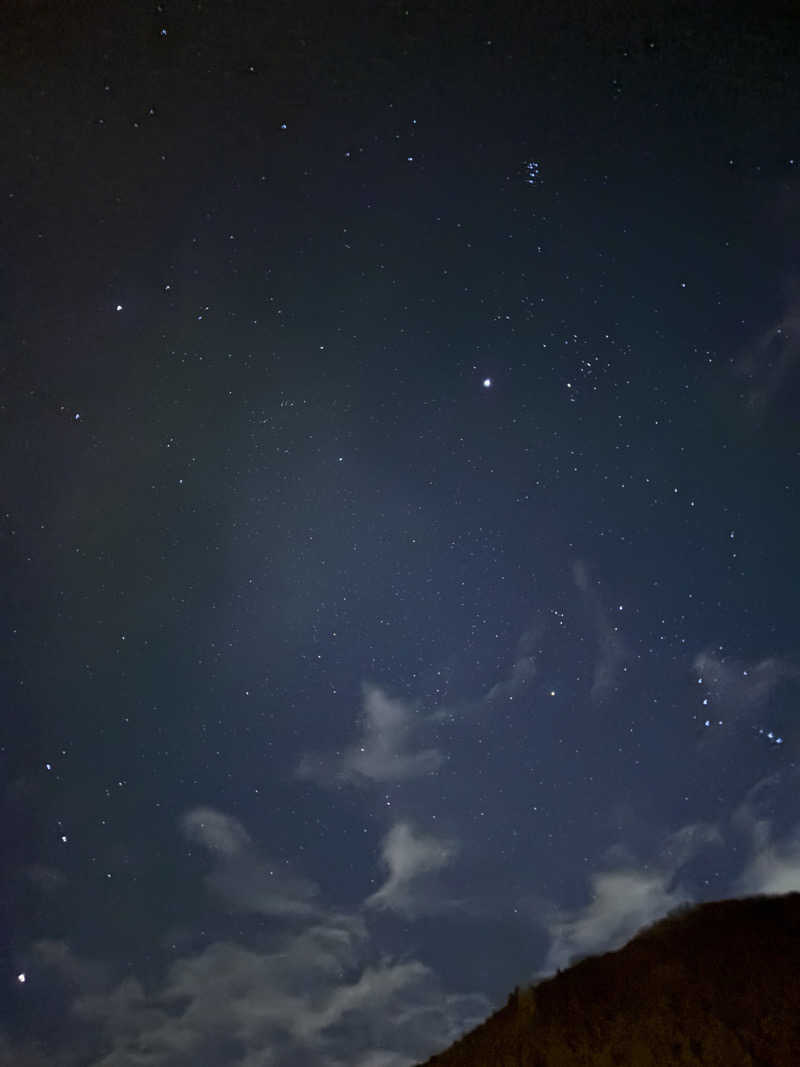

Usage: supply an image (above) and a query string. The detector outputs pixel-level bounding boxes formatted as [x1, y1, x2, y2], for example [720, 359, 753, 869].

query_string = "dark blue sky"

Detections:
[3, 3, 800, 1064]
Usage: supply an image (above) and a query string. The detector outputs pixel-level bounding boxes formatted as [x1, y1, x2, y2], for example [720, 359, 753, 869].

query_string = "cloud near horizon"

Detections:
[734, 286, 800, 419]
[732, 775, 800, 897]
[538, 792, 800, 975]
[737, 830, 800, 896]
[542, 867, 691, 973]
[64, 916, 489, 1067]
[9, 767, 800, 1067]
[9, 808, 490, 1067]
[538, 821, 723, 973]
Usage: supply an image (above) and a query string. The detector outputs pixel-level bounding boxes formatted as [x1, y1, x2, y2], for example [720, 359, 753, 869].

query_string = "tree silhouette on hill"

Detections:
[417, 892, 800, 1066]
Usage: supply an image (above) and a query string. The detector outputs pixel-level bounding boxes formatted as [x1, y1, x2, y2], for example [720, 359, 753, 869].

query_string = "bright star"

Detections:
[482, 378, 492, 389]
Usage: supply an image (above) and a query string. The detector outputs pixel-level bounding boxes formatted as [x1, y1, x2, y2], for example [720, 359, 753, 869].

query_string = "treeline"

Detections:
[417, 892, 800, 1066]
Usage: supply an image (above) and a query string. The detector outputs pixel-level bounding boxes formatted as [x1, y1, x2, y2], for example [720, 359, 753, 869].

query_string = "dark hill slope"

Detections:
[417, 892, 800, 1066]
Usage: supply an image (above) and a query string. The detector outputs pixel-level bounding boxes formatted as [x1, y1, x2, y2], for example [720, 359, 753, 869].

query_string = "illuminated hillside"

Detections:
[418, 892, 800, 1066]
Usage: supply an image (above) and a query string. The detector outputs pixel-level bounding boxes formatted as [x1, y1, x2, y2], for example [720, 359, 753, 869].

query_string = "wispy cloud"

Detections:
[542, 868, 690, 972]
[535, 786, 800, 976]
[485, 628, 539, 704]
[7, 808, 490, 1067]
[538, 820, 721, 972]
[734, 284, 800, 418]
[572, 560, 628, 702]
[297, 684, 442, 786]
[366, 821, 459, 917]
[736, 830, 800, 896]
[181, 806, 252, 857]
[732, 774, 800, 896]
[658, 822, 723, 868]
[63, 904, 488, 1067]
[693, 650, 798, 725]
[180, 806, 320, 918]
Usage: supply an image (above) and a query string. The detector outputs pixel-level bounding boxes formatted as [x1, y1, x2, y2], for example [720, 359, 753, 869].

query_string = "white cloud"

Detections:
[64, 912, 489, 1067]
[297, 684, 442, 786]
[734, 288, 800, 418]
[523, 775, 800, 982]
[538, 820, 724, 973]
[737, 833, 800, 895]
[733, 778, 800, 895]
[693, 650, 798, 724]
[181, 806, 252, 857]
[572, 560, 628, 702]
[366, 821, 458, 917]
[180, 806, 320, 918]
[486, 653, 537, 703]
[659, 821, 723, 867]
[483, 625, 542, 706]
[543, 867, 690, 972]
[27, 808, 486, 1066]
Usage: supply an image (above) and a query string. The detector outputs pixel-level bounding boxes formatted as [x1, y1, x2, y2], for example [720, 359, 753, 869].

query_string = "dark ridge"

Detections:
[417, 892, 800, 1066]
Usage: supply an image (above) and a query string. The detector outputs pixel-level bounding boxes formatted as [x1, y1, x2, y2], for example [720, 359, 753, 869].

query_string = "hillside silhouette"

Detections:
[417, 892, 800, 1066]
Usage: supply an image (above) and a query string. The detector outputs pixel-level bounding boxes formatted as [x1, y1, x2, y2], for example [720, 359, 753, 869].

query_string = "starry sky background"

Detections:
[3, 2, 800, 1065]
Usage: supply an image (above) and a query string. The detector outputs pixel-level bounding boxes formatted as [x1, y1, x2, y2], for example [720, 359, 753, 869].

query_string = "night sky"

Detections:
[3, 3, 800, 1065]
